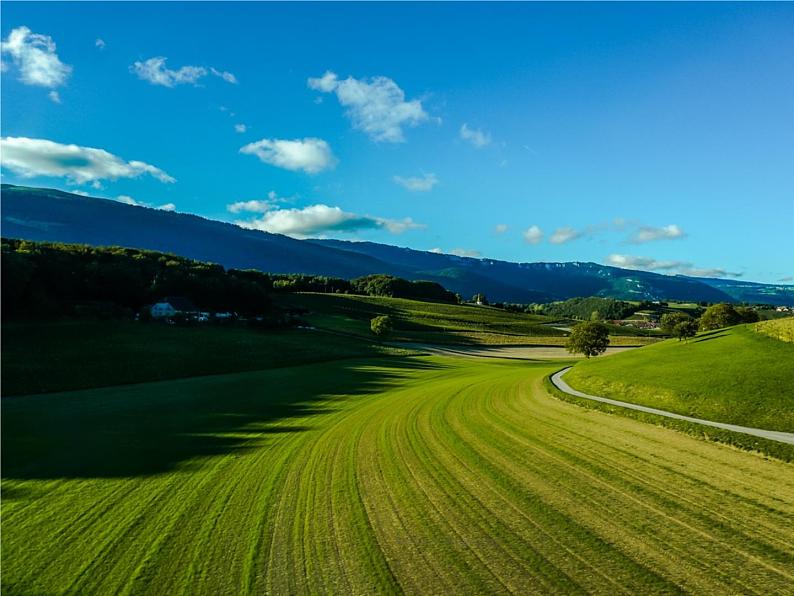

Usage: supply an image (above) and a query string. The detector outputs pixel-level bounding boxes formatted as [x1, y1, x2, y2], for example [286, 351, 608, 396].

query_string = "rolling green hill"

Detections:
[278, 292, 563, 344]
[564, 321, 794, 432]
[276, 292, 658, 346]
[3, 356, 792, 593]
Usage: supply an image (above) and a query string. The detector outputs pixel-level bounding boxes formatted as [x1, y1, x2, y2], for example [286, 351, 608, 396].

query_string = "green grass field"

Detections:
[1, 320, 405, 396]
[276, 292, 659, 346]
[755, 316, 794, 343]
[564, 323, 794, 432]
[4, 355, 793, 594]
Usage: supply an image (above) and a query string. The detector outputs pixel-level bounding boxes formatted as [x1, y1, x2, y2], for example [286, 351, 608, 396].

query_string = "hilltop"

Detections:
[564, 321, 794, 433]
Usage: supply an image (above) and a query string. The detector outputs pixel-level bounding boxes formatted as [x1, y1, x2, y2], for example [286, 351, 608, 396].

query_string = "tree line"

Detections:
[2, 239, 458, 320]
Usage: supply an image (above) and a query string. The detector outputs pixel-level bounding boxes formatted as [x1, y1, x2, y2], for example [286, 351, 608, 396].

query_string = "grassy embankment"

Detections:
[4, 355, 793, 594]
[277, 292, 659, 346]
[562, 321, 794, 439]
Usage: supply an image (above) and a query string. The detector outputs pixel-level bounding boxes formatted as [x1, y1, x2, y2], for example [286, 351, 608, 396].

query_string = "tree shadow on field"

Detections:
[691, 330, 729, 344]
[1, 356, 444, 482]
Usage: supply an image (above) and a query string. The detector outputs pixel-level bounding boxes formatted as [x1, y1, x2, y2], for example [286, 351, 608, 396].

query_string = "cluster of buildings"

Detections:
[148, 297, 234, 322]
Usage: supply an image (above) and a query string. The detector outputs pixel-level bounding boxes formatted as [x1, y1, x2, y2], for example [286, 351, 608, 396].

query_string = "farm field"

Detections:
[3, 355, 793, 594]
[276, 292, 660, 346]
[565, 322, 794, 433]
[0, 320, 406, 396]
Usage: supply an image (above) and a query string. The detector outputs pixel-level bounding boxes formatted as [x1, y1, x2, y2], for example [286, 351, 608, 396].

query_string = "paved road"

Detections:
[550, 367, 794, 445]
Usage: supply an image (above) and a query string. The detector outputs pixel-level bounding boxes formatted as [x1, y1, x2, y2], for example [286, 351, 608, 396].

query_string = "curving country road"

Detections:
[551, 367, 794, 445]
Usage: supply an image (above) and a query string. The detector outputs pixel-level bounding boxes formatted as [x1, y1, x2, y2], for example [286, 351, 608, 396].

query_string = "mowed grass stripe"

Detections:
[3, 356, 794, 594]
[470, 369, 794, 592]
[438, 373, 683, 593]
[498, 379, 794, 558]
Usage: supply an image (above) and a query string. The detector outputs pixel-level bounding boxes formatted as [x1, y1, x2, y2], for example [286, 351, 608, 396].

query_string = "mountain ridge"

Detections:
[2, 184, 790, 305]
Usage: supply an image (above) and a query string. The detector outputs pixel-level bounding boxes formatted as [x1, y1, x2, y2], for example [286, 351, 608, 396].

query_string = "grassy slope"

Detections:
[277, 292, 658, 346]
[1, 321, 403, 396]
[754, 316, 794, 343]
[3, 356, 793, 594]
[564, 324, 794, 432]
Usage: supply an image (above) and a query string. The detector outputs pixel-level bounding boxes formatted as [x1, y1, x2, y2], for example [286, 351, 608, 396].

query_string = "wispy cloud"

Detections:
[240, 137, 336, 174]
[606, 254, 742, 278]
[95, 38, 106, 50]
[236, 204, 423, 239]
[0, 136, 175, 184]
[393, 173, 438, 192]
[549, 226, 582, 245]
[226, 191, 289, 214]
[131, 57, 237, 87]
[459, 123, 491, 148]
[494, 224, 508, 234]
[308, 71, 428, 142]
[629, 224, 686, 244]
[779, 276, 793, 283]
[117, 194, 176, 211]
[1, 26, 71, 92]
[234, 123, 247, 133]
[523, 225, 543, 244]
[431, 247, 481, 258]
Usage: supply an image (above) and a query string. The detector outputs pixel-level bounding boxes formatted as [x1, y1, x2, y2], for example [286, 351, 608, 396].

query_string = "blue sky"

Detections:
[2, 2, 792, 283]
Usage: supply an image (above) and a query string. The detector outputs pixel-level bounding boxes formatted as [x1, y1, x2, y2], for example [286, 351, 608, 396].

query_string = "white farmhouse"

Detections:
[150, 297, 197, 319]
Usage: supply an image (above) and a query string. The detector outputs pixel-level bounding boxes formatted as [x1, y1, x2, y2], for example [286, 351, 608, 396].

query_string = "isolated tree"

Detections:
[370, 315, 393, 337]
[699, 303, 742, 331]
[735, 306, 760, 323]
[672, 319, 698, 342]
[565, 321, 610, 358]
[590, 310, 602, 322]
[660, 311, 692, 333]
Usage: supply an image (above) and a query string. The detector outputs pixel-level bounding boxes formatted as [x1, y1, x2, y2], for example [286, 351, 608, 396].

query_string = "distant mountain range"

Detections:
[3, 184, 792, 305]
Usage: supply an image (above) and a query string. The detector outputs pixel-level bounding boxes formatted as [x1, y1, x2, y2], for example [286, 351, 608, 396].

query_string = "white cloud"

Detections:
[210, 67, 237, 84]
[523, 225, 543, 244]
[227, 199, 272, 214]
[428, 247, 482, 258]
[227, 191, 290, 214]
[48, 90, 61, 103]
[494, 224, 508, 234]
[116, 194, 139, 206]
[240, 137, 336, 174]
[606, 254, 741, 278]
[234, 123, 247, 133]
[71, 189, 90, 196]
[1, 26, 72, 88]
[236, 204, 422, 239]
[308, 71, 428, 142]
[117, 194, 176, 211]
[393, 173, 438, 192]
[630, 224, 686, 244]
[0, 136, 175, 184]
[130, 57, 236, 88]
[459, 123, 491, 148]
[95, 38, 106, 50]
[779, 276, 793, 283]
[549, 226, 582, 244]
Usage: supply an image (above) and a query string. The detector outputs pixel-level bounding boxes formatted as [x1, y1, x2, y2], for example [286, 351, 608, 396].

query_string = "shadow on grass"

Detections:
[1, 356, 444, 482]
[691, 331, 729, 344]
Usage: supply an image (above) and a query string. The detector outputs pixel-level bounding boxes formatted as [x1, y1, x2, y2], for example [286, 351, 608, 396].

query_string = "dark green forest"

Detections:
[1, 239, 458, 320]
